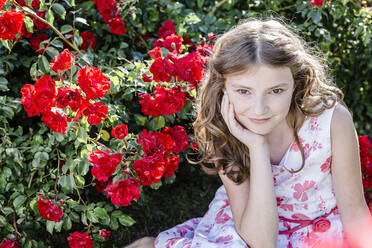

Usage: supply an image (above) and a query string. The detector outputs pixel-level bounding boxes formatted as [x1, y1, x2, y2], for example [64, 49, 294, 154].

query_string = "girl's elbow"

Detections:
[236, 226, 277, 248]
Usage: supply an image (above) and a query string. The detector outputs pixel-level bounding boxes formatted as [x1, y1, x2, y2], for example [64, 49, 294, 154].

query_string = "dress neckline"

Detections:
[271, 116, 308, 166]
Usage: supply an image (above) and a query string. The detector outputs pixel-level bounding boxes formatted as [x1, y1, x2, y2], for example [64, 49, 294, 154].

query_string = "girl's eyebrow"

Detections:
[232, 83, 289, 90]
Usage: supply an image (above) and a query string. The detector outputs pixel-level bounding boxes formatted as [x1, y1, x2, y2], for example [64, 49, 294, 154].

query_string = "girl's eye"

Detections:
[237, 89, 250, 95]
[271, 88, 284, 94]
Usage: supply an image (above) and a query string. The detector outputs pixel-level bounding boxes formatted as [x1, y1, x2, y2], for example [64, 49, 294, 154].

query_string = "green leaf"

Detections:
[51, 40, 63, 49]
[150, 116, 165, 130]
[75, 175, 85, 186]
[45, 47, 59, 59]
[61, 25, 73, 34]
[46, 220, 55, 234]
[24, 16, 34, 33]
[13, 195, 27, 208]
[75, 17, 88, 26]
[87, 211, 99, 223]
[150, 180, 162, 190]
[69, 212, 80, 222]
[0, 77, 9, 92]
[94, 207, 108, 219]
[58, 175, 76, 192]
[77, 159, 90, 176]
[63, 216, 72, 230]
[38, 55, 50, 74]
[1, 106, 14, 119]
[0, 215, 7, 227]
[117, 215, 136, 227]
[135, 114, 147, 126]
[46, 9, 54, 26]
[52, 3, 66, 20]
[77, 127, 87, 144]
[2, 207, 14, 215]
[185, 12, 201, 25]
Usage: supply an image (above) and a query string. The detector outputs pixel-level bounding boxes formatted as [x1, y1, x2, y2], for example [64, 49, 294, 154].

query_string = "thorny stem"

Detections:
[13, 212, 21, 239]
[54, 150, 61, 201]
[205, 0, 229, 18]
[10, 0, 91, 65]
[28, 171, 36, 188]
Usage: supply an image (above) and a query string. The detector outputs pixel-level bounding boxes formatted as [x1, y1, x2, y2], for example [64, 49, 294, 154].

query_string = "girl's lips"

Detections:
[249, 118, 270, 124]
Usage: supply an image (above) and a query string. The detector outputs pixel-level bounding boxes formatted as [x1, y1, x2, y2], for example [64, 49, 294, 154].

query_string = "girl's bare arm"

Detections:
[217, 143, 278, 248]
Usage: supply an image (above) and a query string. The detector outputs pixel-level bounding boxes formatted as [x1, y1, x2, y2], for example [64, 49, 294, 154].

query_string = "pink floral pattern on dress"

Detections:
[155, 101, 343, 248]
[293, 180, 316, 202]
[321, 156, 332, 172]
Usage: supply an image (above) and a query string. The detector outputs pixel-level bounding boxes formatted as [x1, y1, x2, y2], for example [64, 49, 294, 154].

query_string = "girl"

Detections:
[124, 17, 371, 248]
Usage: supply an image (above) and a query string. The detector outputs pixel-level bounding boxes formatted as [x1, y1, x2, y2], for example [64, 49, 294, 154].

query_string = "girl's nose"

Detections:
[253, 97, 269, 116]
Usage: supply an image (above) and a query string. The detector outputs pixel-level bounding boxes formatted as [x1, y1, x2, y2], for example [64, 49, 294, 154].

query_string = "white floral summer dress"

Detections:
[155, 101, 345, 248]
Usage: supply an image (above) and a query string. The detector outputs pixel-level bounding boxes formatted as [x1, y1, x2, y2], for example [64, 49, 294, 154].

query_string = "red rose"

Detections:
[0, 10, 24, 40]
[162, 125, 189, 153]
[77, 66, 110, 100]
[79, 32, 96, 51]
[93, 0, 117, 23]
[99, 229, 111, 239]
[312, 217, 331, 232]
[33, 75, 57, 112]
[148, 46, 162, 59]
[50, 49, 75, 73]
[208, 33, 216, 42]
[158, 19, 175, 39]
[108, 15, 126, 35]
[104, 178, 140, 206]
[36, 198, 63, 222]
[163, 154, 180, 178]
[311, 0, 323, 6]
[56, 87, 82, 112]
[137, 129, 175, 156]
[359, 136, 371, 155]
[149, 57, 174, 82]
[196, 43, 213, 60]
[139, 85, 187, 117]
[21, 84, 40, 117]
[94, 180, 109, 192]
[29, 33, 49, 53]
[21, 22, 33, 39]
[73, 99, 108, 125]
[33, 11, 49, 30]
[89, 149, 122, 182]
[84, 101, 108, 125]
[142, 74, 152, 82]
[162, 34, 183, 54]
[0, 239, 20, 248]
[132, 154, 165, 186]
[0, 0, 6, 10]
[41, 109, 70, 134]
[191, 141, 198, 150]
[67, 232, 93, 248]
[111, 124, 128, 139]
[17, 0, 40, 9]
[174, 52, 205, 84]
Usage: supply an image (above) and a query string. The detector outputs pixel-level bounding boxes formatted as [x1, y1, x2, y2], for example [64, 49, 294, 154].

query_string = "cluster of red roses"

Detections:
[20, 49, 110, 133]
[139, 20, 214, 117]
[0, 0, 96, 53]
[0, 0, 24, 41]
[359, 135, 372, 211]
[89, 124, 189, 207]
[92, 0, 126, 35]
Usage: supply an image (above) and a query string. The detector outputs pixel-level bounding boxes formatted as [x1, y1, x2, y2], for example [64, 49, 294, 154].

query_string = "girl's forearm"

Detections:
[238, 143, 278, 247]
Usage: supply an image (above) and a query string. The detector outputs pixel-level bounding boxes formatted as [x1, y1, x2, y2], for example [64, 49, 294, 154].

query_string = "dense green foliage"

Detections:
[0, 0, 371, 247]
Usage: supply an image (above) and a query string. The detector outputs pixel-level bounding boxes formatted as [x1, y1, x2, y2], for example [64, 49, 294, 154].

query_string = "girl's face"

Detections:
[224, 64, 295, 136]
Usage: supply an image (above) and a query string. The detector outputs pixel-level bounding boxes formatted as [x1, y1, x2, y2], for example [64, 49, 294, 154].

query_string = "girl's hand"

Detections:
[221, 91, 268, 150]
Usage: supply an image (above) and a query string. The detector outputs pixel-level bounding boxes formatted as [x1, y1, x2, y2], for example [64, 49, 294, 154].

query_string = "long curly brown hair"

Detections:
[186, 17, 347, 185]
